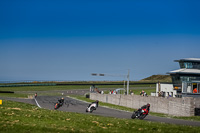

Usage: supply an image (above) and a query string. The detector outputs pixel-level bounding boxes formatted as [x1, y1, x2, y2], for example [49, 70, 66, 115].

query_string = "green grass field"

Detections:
[0, 85, 91, 91]
[0, 100, 199, 133]
[0, 84, 155, 91]
[0, 85, 155, 98]
[0, 93, 28, 98]
[0, 84, 156, 99]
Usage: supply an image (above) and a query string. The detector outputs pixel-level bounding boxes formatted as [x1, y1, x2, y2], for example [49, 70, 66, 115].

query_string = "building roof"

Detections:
[174, 58, 200, 62]
[167, 68, 200, 75]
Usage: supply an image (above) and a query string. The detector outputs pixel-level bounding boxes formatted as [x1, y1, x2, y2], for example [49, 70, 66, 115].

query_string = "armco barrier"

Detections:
[0, 83, 57, 87]
[90, 93, 195, 116]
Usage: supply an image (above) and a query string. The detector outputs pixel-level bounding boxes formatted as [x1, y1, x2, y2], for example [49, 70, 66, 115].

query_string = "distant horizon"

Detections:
[0, 74, 170, 83]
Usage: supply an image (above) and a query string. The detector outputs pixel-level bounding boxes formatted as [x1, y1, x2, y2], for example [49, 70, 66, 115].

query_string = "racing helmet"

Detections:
[147, 103, 150, 107]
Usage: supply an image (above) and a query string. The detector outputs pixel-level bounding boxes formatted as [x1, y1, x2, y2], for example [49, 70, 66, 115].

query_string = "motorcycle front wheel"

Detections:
[131, 112, 136, 119]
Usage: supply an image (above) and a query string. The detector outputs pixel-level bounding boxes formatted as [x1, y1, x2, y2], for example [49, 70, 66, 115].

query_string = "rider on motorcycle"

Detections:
[91, 100, 99, 108]
[86, 100, 99, 112]
[58, 97, 64, 106]
[137, 103, 150, 117]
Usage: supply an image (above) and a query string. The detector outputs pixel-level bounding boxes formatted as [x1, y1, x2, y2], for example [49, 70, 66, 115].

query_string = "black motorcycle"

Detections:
[54, 101, 64, 110]
[131, 108, 149, 120]
[54, 98, 65, 110]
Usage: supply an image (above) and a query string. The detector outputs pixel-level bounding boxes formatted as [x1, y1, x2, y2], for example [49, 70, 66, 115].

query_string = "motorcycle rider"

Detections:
[86, 100, 99, 112]
[91, 100, 99, 108]
[137, 103, 150, 117]
[94, 100, 99, 107]
[58, 97, 64, 106]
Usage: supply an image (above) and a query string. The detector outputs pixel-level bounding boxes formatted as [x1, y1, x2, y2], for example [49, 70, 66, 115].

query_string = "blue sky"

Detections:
[0, 0, 200, 81]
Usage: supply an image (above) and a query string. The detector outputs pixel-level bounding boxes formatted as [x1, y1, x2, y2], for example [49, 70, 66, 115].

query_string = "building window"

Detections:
[193, 62, 200, 69]
[182, 82, 192, 93]
[182, 82, 200, 94]
[180, 61, 200, 69]
[184, 62, 191, 68]
[179, 62, 185, 68]
[172, 76, 181, 86]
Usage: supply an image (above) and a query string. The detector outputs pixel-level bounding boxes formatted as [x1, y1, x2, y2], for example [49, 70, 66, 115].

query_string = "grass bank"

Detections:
[0, 93, 28, 98]
[0, 84, 155, 91]
[0, 100, 199, 133]
[0, 85, 91, 91]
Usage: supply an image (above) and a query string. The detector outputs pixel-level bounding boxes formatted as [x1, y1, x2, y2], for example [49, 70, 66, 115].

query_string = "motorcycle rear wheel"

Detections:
[131, 112, 136, 119]
[54, 106, 58, 110]
[90, 107, 95, 113]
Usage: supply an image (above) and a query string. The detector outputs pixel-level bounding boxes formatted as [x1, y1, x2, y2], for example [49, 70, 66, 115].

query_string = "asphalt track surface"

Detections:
[1, 96, 200, 127]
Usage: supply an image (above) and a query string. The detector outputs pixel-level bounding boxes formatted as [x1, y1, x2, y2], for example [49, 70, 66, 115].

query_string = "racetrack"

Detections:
[36, 96, 200, 127]
[36, 96, 132, 119]
[1, 96, 200, 127]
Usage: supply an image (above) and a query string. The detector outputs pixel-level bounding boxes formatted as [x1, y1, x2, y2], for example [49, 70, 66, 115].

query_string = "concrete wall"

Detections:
[90, 93, 195, 116]
[194, 98, 200, 108]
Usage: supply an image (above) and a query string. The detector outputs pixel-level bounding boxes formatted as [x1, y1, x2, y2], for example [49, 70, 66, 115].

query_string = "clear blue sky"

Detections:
[0, 0, 200, 81]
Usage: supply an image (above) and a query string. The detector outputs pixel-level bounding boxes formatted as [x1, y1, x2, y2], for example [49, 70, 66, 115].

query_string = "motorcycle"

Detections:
[86, 102, 98, 113]
[54, 98, 65, 110]
[54, 102, 63, 110]
[131, 108, 149, 120]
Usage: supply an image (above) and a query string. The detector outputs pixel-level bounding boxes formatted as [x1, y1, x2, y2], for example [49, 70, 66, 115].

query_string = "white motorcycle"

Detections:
[86, 101, 98, 113]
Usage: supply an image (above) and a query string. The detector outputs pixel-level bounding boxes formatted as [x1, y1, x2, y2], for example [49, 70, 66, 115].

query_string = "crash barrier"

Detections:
[0, 83, 57, 87]
[90, 93, 196, 116]
[0, 91, 14, 93]
[65, 90, 88, 95]
[85, 94, 90, 98]
[194, 98, 200, 116]
[195, 108, 200, 116]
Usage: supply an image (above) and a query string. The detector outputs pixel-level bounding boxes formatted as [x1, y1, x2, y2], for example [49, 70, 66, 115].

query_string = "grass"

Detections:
[0, 84, 156, 91]
[0, 93, 28, 98]
[0, 84, 156, 100]
[0, 100, 200, 133]
[0, 85, 91, 91]
[172, 116, 200, 122]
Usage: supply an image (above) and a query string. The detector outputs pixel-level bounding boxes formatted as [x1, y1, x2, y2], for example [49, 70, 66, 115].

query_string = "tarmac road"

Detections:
[36, 96, 131, 118]
[1, 96, 200, 127]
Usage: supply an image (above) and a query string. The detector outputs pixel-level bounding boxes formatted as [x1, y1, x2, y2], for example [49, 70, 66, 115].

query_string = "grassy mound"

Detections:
[141, 75, 172, 82]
